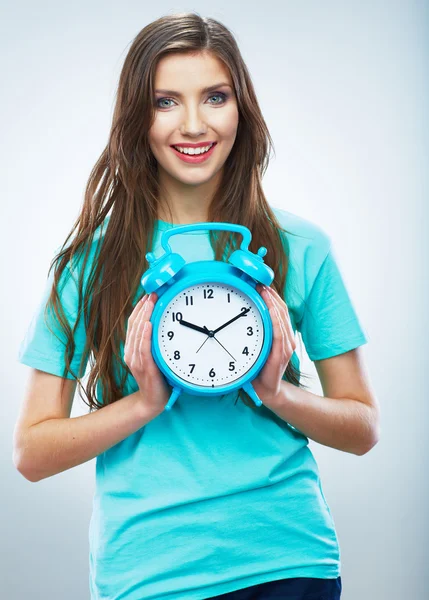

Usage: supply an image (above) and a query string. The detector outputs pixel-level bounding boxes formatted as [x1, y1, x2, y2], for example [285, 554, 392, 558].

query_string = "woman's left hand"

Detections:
[252, 284, 297, 407]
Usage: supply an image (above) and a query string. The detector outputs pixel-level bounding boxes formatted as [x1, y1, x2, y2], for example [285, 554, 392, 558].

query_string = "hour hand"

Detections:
[178, 318, 209, 335]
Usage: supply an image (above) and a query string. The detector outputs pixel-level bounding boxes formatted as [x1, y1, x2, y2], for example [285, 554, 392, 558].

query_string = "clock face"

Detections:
[157, 282, 265, 388]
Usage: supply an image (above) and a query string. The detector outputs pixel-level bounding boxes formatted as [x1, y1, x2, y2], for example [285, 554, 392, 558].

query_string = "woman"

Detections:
[14, 12, 380, 600]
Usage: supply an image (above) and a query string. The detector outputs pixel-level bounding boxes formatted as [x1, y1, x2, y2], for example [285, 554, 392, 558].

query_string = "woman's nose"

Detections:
[180, 105, 207, 136]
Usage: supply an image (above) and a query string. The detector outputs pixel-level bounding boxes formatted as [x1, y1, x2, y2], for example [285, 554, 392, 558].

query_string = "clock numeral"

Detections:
[167, 331, 174, 340]
[174, 350, 180, 360]
[209, 367, 216, 378]
[189, 363, 195, 374]
[229, 361, 235, 371]
[203, 288, 214, 299]
[185, 295, 194, 306]
[172, 312, 183, 322]
[241, 306, 248, 314]
[227, 292, 231, 303]
[247, 326, 253, 336]
[242, 346, 249, 356]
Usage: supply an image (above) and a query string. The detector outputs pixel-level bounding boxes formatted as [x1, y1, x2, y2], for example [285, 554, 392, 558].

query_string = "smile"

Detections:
[170, 142, 217, 163]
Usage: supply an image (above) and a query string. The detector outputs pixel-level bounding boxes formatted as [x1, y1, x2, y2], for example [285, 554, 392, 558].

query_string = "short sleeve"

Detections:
[17, 260, 89, 380]
[297, 244, 369, 361]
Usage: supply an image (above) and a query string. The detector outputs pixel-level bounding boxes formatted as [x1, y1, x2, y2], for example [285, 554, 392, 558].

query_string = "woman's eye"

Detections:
[208, 92, 228, 105]
[155, 92, 228, 109]
[156, 98, 174, 109]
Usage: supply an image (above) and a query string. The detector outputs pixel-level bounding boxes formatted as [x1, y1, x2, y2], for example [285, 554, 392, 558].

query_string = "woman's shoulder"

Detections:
[52, 214, 111, 288]
[271, 205, 331, 262]
[270, 206, 335, 312]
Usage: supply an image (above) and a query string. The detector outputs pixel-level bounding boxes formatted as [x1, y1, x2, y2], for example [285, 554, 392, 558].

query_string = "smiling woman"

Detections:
[12, 11, 371, 600]
[148, 52, 240, 218]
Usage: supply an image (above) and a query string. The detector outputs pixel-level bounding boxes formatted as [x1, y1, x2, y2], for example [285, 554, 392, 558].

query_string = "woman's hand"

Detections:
[124, 292, 171, 415]
[252, 284, 297, 408]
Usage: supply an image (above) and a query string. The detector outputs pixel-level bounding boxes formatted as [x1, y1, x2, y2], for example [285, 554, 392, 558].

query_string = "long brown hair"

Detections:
[45, 11, 313, 412]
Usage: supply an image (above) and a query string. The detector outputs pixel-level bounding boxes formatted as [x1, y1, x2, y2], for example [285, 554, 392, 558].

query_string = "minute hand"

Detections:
[212, 307, 250, 335]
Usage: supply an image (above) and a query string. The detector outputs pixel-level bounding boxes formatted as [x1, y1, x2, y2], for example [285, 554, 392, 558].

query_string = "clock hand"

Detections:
[195, 325, 236, 361]
[195, 334, 210, 354]
[178, 318, 210, 335]
[211, 336, 236, 361]
[212, 307, 251, 335]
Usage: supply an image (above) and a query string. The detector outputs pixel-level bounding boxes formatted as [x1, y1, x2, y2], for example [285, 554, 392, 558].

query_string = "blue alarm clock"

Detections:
[140, 223, 275, 411]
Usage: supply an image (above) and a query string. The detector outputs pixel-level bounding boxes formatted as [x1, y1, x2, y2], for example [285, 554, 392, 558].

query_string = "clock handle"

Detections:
[164, 386, 182, 411]
[242, 381, 263, 407]
[155, 221, 274, 287]
[159, 222, 252, 254]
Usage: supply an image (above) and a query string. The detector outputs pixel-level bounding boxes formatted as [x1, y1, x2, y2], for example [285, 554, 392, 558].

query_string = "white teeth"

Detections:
[173, 143, 214, 155]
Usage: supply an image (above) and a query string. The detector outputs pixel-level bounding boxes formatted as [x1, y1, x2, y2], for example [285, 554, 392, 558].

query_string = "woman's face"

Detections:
[148, 51, 239, 188]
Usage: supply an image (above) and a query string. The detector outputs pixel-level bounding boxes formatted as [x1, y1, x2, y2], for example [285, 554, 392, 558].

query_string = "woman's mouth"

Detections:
[170, 142, 217, 164]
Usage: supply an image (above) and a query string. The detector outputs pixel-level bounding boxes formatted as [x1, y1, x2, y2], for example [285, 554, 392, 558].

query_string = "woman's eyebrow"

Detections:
[154, 83, 232, 96]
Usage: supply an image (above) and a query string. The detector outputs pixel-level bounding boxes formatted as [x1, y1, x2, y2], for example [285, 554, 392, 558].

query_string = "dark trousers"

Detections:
[206, 576, 342, 599]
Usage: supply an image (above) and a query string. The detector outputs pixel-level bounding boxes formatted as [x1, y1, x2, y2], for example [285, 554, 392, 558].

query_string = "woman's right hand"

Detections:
[124, 292, 171, 416]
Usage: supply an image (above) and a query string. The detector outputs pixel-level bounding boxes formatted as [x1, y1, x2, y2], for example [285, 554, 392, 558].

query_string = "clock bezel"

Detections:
[149, 260, 273, 396]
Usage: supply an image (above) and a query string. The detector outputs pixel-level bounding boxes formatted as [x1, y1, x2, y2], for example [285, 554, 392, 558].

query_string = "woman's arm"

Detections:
[264, 348, 381, 456]
[13, 389, 161, 482]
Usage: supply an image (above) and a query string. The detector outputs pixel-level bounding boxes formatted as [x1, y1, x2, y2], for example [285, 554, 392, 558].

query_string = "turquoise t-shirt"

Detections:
[17, 207, 368, 599]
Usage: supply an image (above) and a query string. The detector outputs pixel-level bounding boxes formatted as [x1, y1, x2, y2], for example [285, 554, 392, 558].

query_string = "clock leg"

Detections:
[242, 381, 263, 407]
[164, 386, 182, 411]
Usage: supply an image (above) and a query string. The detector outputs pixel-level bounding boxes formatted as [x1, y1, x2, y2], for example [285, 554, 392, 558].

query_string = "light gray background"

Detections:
[2, 1, 427, 599]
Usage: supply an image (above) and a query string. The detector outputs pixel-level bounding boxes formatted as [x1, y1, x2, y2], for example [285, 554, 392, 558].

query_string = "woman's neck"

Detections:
[156, 207, 209, 225]
[156, 167, 222, 225]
